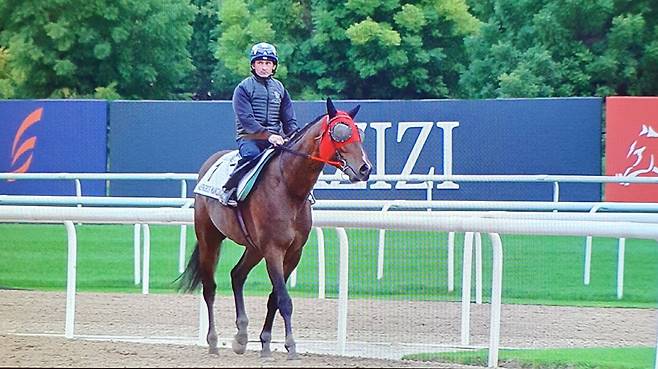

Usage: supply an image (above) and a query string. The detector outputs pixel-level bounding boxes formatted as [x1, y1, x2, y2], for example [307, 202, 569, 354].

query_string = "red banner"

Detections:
[605, 97, 658, 202]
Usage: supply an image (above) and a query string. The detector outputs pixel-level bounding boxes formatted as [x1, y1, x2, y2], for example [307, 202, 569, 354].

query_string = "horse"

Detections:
[178, 98, 372, 359]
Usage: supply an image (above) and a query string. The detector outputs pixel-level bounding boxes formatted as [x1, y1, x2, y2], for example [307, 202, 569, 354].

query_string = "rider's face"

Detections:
[252, 60, 275, 78]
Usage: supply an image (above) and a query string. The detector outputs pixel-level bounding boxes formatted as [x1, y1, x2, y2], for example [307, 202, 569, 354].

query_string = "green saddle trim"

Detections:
[236, 150, 277, 202]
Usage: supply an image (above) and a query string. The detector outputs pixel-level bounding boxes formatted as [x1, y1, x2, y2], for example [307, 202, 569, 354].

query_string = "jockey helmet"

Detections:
[250, 42, 278, 64]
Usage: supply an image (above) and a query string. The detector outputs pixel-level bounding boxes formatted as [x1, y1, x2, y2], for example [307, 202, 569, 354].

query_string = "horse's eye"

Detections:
[330, 123, 352, 143]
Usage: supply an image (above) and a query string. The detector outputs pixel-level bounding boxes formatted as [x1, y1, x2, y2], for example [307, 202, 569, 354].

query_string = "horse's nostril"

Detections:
[360, 163, 371, 176]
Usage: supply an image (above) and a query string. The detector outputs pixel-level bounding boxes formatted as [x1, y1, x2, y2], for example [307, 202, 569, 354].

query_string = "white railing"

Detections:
[3, 170, 658, 297]
[2, 172, 658, 366]
[4, 195, 658, 298]
[2, 205, 658, 368]
[3, 172, 658, 202]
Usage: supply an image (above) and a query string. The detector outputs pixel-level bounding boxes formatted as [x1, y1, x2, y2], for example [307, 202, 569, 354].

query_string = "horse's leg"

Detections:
[258, 289, 277, 359]
[230, 247, 262, 355]
[262, 249, 303, 360]
[196, 214, 225, 354]
[259, 249, 302, 359]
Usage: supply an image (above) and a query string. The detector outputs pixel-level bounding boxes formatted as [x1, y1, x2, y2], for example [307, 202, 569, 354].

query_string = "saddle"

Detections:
[194, 149, 276, 202]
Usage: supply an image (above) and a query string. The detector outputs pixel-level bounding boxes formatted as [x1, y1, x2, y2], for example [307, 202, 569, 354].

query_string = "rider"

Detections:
[219, 42, 299, 206]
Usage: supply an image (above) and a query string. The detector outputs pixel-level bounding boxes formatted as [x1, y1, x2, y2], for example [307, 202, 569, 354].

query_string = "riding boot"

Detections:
[219, 187, 238, 207]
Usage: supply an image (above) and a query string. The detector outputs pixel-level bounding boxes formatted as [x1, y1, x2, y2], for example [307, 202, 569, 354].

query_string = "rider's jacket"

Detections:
[232, 74, 298, 140]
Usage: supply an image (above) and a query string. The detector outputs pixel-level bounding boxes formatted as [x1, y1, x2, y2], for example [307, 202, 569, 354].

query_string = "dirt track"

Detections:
[1, 290, 655, 367]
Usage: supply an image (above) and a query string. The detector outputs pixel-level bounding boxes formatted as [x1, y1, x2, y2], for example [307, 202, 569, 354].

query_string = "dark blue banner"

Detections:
[108, 101, 234, 197]
[109, 98, 602, 201]
[0, 100, 107, 195]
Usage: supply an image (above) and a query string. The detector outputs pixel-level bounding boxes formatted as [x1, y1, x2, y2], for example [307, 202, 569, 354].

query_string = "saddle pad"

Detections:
[194, 149, 276, 202]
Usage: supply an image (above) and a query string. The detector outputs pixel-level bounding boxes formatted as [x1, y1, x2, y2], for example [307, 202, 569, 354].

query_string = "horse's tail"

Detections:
[176, 242, 203, 293]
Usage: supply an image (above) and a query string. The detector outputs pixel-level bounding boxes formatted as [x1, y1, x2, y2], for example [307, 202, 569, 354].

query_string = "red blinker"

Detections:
[318, 112, 361, 161]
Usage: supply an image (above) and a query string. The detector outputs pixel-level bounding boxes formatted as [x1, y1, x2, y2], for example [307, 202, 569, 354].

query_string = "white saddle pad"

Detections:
[193, 151, 240, 199]
[193, 149, 275, 201]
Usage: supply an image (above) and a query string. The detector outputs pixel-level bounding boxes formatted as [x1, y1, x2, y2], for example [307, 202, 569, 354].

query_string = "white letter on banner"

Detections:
[396, 122, 434, 189]
[369, 122, 392, 189]
[436, 121, 459, 189]
[314, 122, 369, 189]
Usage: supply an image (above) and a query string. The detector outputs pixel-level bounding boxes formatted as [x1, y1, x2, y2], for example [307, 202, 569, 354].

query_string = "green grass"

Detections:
[404, 347, 656, 369]
[1, 223, 658, 308]
[2, 223, 657, 368]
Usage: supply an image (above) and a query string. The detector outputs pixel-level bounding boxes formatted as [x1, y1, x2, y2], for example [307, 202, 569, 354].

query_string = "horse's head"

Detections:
[318, 98, 372, 183]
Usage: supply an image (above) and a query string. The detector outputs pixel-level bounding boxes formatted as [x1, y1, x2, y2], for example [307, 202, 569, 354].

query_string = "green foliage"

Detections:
[405, 347, 655, 369]
[209, 0, 480, 99]
[0, 0, 196, 99]
[459, 0, 658, 98]
[212, 0, 270, 97]
[0, 46, 17, 98]
[211, 0, 307, 98]
[1, 0, 656, 99]
[94, 81, 122, 100]
[185, 0, 219, 100]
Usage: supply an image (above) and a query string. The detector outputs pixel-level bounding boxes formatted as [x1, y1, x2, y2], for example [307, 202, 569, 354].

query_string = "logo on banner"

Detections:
[8, 107, 43, 180]
[315, 121, 460, 190]
[617, 124, 658, 185]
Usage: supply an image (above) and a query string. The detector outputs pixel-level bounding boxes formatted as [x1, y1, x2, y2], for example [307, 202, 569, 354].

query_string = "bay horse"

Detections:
[178, 98, 372, 359]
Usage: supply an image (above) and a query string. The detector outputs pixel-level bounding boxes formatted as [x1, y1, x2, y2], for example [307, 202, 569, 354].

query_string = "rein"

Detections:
[276, 145, 345, 169]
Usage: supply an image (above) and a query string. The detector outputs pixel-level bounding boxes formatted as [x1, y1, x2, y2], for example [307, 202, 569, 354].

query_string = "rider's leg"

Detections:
[220, 139, 268, 206]
[223, 139, 262, 189]
[237, 139, 268, 167]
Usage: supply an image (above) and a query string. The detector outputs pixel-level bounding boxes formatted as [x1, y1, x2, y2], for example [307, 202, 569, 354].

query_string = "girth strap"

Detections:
[234, 205, 259, 250]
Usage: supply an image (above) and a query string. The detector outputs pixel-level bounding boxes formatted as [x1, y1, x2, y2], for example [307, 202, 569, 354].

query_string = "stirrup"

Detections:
[219, 188, 238, 207]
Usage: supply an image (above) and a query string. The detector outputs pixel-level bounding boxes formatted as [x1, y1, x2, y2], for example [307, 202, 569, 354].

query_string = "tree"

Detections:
[0, 0, 196, 99]
[460, 0, 658, 98]
[186, 0, 219, 100]
[211, 0, 481, 99]
[293, 0, 481, 99]
[211, 0, 306, 99]
[0, 46, 16, 98]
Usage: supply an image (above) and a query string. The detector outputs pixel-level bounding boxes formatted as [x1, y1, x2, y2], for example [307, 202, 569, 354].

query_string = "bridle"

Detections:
[277, 112, 364, 173]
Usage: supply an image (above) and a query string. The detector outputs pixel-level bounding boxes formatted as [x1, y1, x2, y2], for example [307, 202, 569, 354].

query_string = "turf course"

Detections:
[2, 222, 657, 368]
[1, 223, 657, 307]
[404, 347, 655, 369]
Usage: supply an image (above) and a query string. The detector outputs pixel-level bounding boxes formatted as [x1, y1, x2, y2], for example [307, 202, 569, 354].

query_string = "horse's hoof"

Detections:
[287, 352, 300, 361]
[208, 347, 219, 355]
[260, 354, 275, 362]
[231, 340, 246, 355]
[232, 333, 248, 355]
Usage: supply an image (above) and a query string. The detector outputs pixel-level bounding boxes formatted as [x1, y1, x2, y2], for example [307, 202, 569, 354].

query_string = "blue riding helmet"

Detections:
[250, 42, 278, 64]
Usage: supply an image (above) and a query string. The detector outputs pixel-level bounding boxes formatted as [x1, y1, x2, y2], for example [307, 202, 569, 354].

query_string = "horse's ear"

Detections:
[327, 97, 337, 118]
[347, 104, 360, 119]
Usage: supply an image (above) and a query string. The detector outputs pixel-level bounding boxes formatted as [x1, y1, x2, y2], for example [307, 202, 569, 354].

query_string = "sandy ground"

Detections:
[1, 290, 656, 367]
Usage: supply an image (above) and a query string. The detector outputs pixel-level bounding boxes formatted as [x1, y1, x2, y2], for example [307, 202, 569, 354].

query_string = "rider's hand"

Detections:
[268, 134, 285, 146]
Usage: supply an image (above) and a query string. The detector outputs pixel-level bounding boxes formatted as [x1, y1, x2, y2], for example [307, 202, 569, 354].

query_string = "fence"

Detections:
[3, 173, 658, 301]
[2, 172, 658, 368]
[3, 172, 658, 286]
[2, 204, 658, 368]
